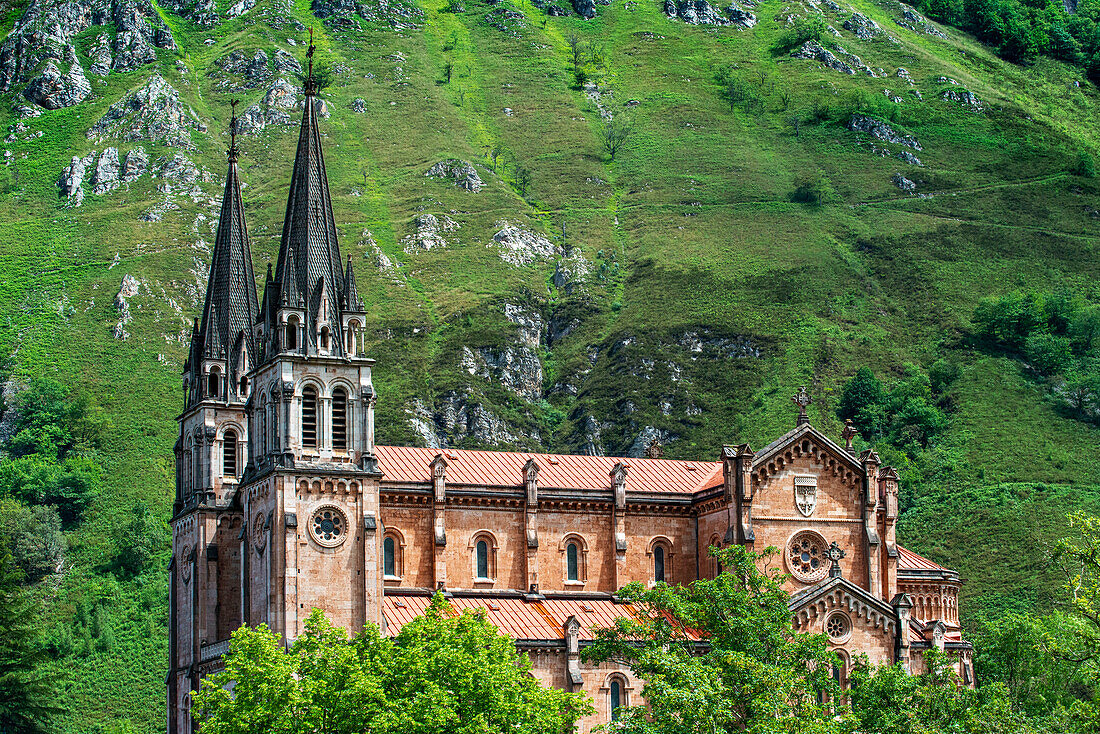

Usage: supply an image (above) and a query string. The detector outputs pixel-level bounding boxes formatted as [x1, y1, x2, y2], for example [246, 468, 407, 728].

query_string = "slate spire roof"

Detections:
[187, 106, 259, 397]
[267, 36, 354, 355]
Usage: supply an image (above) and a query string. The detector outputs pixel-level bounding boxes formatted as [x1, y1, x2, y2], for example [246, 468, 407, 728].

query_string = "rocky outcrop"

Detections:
[213, 49, 272, 88]
[552, 249, 591, 295]
[892, 172, 916, 192]
[90, 147, 120, 195]
[572, 0, 596, 18]
[406, 395, 530, 448]
[664, 0, 756, 27]
[896, 5, 947, 38]
[425, 159, 484, 192]
[843, 12, 881, 40]
[897, 150, 922, 166]
[942, 88, 982, 111]
[848, 114, 922, 150]
[677, 330, 762, 359]
[402, 213, 458, 253]
[22, 55, 91, 109]
[121, 146, 148, 182]
[503, 303, 544, 349]
[627, 426, 674, 458]
[87, 74, 206, 148]
[113, 273, 139, 339]
[311, 0, 424, 30]
[462, 345, 543, 402]
[792, 41, 876, 76]
[161, 0, 219, 26]
[58, 152, 95, 206]
[0, 0, 172, 100]
[492, 222, 558, 266]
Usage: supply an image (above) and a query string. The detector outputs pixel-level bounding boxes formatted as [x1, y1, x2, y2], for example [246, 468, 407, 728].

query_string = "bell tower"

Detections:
[239, 32, 383, 649]
[170, 103, 256, 734]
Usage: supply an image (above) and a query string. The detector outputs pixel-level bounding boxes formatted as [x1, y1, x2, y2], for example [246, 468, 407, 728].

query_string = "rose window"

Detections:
[787, 531, 829, 583]
[310, 506, 348, 547]
[825, 612, 851, 643]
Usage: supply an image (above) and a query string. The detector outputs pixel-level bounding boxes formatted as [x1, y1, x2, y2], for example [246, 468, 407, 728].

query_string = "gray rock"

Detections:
[843, 12, 881, 40]
[264, 77, 298, 110]
[58, 152, 95, 206]
[121, 146, 148, 182]
[23, 56, 91, 110]
[111, 0, 176, 72]
[897, 150, 923, 166]
[113, 273, 139, 339]
[627, 426, 674, 458]
[725, 0, 757, 28]
[91, 147, 121, 195]
[665, 0, 755, 25]
[425, 159, 484, 192]
[581, 414, 605, 456]
[402, 213, 458, 252]
[892, 172, 916, 192]
[226, 0, 255, 16]
[273, 49, 302, 75]
[462, 345, 543, 402]
[572, 0, 596, 17]
[502, 303, 544, 349]
[89, 33, 113, 76]
[351, 97, 367, 113]
[155, 153, 202, 184]
[848, 113, 922, 150]
[493, 221, 558, 266]
[87, 74, 206, 148]
[792, 41, 855, 74]
[942, 88, 982, 110]
[552, 250, 591, 295]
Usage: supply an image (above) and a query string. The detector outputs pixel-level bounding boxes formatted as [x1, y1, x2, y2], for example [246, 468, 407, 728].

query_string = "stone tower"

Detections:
[169, 106, 257, 733]
[169, 45, 382, 732]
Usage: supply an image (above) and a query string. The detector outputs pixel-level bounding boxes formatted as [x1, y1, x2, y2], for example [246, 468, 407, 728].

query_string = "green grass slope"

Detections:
[0, 0, 1099, 728]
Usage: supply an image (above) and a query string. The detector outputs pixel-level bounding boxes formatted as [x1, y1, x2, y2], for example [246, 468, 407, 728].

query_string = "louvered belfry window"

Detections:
[223, 430, 237, 478]
[302, 387, 318, 449]
[332, 388, 348, 451]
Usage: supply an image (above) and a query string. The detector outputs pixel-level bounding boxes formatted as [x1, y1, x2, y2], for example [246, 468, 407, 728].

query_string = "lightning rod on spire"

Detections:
[228, 99, 240, 161]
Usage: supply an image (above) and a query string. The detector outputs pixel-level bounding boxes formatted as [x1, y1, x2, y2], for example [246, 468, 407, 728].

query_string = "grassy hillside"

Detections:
[0, 0, 1099, 728]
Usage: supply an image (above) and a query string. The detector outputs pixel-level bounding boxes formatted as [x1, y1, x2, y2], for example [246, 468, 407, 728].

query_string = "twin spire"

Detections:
[187, 36, 364, 405]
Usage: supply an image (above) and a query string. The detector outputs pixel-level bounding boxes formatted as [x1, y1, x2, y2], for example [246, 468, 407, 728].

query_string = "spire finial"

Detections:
[826, 541, 846, 578]
[228, 99, 240, 161]
[305, 27, 316, 96]
[792, 386, 812, 427]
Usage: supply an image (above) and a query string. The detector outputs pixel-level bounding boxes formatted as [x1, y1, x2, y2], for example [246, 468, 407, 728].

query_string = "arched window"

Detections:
[302, 386, 318, 449]
[239, 376, 249, 397]
[385, 534, 407, 581]
[710, 535, 723, 576]
[286, 317, 299, 351]
[207, 369, 220, 399]
[476, 540, 489, 580]
[332, 387, 348, 451]
[566, 542, 579, 581]
[320, 326, 330, 351]
[223, 429, 238, 478]
[609, 676, 628, 721]
[654, 545, 666, 583]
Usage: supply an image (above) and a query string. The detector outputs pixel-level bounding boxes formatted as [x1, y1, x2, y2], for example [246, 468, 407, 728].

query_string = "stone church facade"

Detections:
[168, 57, 972, 734]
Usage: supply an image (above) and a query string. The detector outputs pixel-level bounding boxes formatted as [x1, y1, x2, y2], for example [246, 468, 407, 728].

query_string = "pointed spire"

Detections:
[343, 255, 364, 312]
[189, 107, 260, 402]
[270, 38, 347, 357]
[305, 27, 317, 97]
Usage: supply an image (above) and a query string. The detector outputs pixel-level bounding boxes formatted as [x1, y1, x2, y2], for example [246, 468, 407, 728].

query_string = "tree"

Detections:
[0, 549, 61, 733]
[567, 32, 584, 73]
[443, 61, 453, 83]
[838, 367, 888, 440]
[112, 501, 168, 578]
[600, 116, 634, 161]
[195, 597, 591, 734]
[0, 501, 64, 582]
[514, 163, 532, 197]
[584, 545, 842, 734]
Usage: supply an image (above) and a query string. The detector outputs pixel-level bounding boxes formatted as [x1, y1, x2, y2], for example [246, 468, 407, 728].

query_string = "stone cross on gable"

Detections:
[841, 419, 858, 452]
[792, 386, 812, 427]
[644, 436, 663, 459]
[827, 541, 846, 578]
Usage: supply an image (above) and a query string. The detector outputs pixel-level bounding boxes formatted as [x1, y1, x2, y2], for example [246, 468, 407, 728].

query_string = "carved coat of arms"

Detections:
[794, 476, 818, 517]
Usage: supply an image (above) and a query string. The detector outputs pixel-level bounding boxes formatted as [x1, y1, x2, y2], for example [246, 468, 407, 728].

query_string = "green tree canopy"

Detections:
[193, 596, 591, 734]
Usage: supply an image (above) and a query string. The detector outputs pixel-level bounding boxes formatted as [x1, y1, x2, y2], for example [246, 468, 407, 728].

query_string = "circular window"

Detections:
[825, 612, 851, 643]
[310, 505, 348, 547]
[253, 513, 267, 555]
[787, 530, 829, 583]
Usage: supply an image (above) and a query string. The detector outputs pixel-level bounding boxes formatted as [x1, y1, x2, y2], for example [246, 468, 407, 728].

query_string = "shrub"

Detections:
[1025, 332, 1073, 375]
[1071, 150, 1097, 178]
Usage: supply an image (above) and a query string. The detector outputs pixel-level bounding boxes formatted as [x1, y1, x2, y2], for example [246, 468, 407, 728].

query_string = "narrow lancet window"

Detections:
[223, 430, 237, 478]
[332, 388, 348, 451]
[302, 387, 318, 449]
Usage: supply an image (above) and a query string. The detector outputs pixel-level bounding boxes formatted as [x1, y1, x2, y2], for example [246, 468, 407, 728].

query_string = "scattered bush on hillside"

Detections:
[837, 366, 949, 452]
[973, 291, 1100, 423]
[790, 172, 831, 205]
[0, 501, 65, 582]
[601, 115, 634, 161]
[772, 16, 825, 53]
[0, 378, 104, 527]
[914, 0, 1100, 80]
[715, 66, 762, 112]
[110, 502, 169, 579]
[1071, 150, 1097, 178]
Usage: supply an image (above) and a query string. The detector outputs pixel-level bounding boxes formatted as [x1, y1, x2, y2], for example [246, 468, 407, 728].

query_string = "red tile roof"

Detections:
[897, 545, 951, 573]
[381, 593, 703, 641]
[375, 445, 723, 495]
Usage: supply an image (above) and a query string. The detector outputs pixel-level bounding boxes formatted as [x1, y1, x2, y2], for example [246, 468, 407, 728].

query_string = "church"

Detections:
[168, 47, 973, 734]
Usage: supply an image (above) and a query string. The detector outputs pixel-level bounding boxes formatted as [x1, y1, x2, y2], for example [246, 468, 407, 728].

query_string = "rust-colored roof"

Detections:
[375, 445, 723, 495]
[897, 545, 950, 573]
[381, 594, 703, 641]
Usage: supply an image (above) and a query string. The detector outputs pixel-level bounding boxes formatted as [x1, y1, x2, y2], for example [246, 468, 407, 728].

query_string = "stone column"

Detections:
[524, 459, 540, 592]
[281, 381, 294, 461]
[892, 592, 913, 671]
[430, 455, 448, 588]
[860, 449, 882, 598]
[611, 463, 627, 590]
